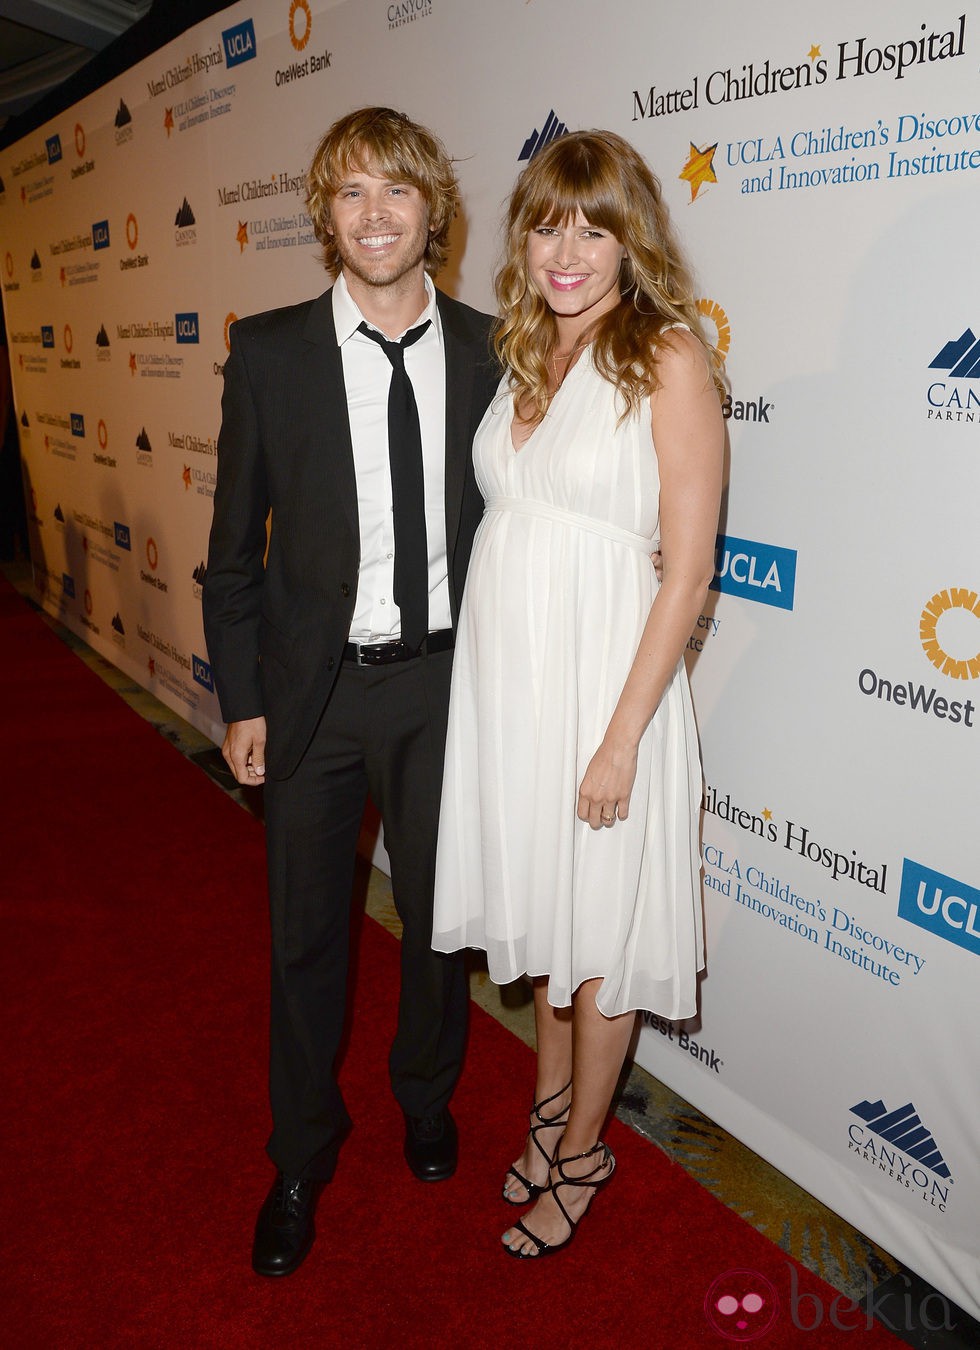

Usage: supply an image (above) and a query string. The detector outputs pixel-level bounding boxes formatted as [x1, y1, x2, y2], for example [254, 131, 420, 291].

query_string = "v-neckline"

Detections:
[508, 348, 587, 454]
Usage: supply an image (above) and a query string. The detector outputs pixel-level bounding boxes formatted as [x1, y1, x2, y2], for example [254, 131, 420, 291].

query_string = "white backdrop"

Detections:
[2, 0, 977, 1316]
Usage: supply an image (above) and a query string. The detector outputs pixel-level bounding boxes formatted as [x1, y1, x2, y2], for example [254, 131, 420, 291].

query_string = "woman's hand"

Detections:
[577, 737, 638, 829]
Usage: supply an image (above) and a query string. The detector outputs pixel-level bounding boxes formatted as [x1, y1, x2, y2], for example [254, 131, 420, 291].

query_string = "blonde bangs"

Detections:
[517, 147, 629, 238]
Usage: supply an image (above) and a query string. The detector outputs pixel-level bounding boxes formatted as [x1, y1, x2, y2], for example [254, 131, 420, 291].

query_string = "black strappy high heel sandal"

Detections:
[502, 1080, 572, 1206]
[503, 1140, 615, 1258]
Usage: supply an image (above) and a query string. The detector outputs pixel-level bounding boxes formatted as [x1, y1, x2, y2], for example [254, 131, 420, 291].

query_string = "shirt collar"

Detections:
[333, 270, 440, 345]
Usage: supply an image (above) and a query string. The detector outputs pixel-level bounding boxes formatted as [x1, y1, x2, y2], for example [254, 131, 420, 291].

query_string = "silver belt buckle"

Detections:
[356, 640, 412, 666]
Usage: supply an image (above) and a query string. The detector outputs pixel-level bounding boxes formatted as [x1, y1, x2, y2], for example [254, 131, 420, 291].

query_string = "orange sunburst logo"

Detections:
[237, 221, 248, 252]
[224, 313, 238, 352]
[182, 465, 192, 490]
[696, 299, 731, 361]
[920, 588, 980, 680]
[129, 352, 137, 376]
[164, 107, 174, 137]
[289, 0, 312, 50]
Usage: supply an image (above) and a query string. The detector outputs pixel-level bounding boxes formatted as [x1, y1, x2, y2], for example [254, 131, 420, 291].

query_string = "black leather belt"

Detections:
[343, 629, 454, 666]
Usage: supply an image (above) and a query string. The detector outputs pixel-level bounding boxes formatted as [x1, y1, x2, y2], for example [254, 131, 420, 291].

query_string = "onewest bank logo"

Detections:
[898, 859, 979, 956]
[710, 533, 797, 611]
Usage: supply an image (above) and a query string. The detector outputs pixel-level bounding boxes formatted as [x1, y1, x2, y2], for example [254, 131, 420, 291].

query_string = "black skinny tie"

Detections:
[358, 319, 431, 652]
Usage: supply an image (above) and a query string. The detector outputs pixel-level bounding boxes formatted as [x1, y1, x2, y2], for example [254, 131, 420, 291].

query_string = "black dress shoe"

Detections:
[403, 1108, 458, 1182]
[251, 1172, 325, 1277]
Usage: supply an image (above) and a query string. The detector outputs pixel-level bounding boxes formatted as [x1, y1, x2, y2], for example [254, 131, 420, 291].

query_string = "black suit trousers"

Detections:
[262, 647, 467, 1180]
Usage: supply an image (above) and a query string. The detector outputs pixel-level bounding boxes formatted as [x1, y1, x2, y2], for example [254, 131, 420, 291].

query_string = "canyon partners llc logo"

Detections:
[174, 197, 196, 245]
[926, 326, 980, 425]
[847, 1096, 952, 1214]
[388, 0, 433, 31]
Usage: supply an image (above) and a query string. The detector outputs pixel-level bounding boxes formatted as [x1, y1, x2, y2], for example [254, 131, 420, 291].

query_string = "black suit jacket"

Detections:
[203, 285, 497, 779]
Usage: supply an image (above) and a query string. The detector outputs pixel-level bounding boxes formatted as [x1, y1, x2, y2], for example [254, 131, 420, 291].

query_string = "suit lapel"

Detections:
[301, 289, 358, 538]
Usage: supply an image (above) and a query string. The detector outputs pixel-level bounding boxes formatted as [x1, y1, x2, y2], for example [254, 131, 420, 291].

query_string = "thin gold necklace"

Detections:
[551, 341, 587, 386]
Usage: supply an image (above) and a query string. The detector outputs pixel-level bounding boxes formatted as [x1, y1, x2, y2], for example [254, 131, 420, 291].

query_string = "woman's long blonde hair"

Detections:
[494, 130, 724, 421]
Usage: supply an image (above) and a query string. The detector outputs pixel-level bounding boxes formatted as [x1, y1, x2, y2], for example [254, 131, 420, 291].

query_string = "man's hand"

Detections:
[223, 717, 268, 785]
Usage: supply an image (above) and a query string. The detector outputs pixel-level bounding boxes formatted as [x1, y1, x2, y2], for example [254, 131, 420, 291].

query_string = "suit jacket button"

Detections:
[340, 582, 350, 597]
[327, 657, 335, 671]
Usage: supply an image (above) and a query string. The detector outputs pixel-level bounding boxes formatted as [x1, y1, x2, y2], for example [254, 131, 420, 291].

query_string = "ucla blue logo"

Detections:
[192, 654, 214, 691]
[222, 18, 256, 68]
[898, 858, 979, 957]
[710, 533, 797, 611]
[70, 413, 85, 437]
[175, 312, 200, 344]
[92, 220, 110, 250]
[62, 574, 75, 599]
[114, 522, 132, 551]
[46, 134, 62, 164]
[41, 325, 55, 348]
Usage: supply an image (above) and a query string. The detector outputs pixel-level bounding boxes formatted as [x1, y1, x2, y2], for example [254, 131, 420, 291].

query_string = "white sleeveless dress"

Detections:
[432, 348, 704, 1019]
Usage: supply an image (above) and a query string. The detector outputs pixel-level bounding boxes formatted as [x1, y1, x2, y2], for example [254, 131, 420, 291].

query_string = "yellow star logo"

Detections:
[808, 44, 821, 62]
[762, 808, 773, 822]
[237, 221, 248, 252]
[680, 143, 717, 203]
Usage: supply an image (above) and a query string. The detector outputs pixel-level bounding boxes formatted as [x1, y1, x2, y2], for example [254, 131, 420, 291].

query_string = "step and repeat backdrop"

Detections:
[1, 0, 977, 1315]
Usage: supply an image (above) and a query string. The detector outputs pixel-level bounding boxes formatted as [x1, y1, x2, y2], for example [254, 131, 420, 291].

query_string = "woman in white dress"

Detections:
[432, 131, 724, 1257]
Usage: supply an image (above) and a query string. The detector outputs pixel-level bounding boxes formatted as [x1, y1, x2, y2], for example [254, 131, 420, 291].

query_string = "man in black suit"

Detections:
[203, 108, 497, 1277]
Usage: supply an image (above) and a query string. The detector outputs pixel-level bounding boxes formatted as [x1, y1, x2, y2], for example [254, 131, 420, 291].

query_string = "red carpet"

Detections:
[1, 575, 898, 1347]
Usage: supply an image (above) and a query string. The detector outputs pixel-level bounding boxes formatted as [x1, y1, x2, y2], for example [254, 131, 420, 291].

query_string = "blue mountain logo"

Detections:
[850, 1099, 950, 1179]
[929, 328, 980, 379]
[519, 110, 568, 162]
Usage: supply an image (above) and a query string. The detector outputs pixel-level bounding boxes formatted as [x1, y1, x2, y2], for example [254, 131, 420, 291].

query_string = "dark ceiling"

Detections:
[0, 1, 236, 149]
[0, 1, 152, 134]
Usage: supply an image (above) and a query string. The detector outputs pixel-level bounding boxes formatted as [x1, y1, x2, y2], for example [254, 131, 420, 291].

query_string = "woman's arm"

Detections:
[577, 328, 724, 829]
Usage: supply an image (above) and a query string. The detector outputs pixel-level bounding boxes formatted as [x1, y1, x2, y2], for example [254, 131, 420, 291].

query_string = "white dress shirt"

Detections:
[333, 272, 451, 642]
